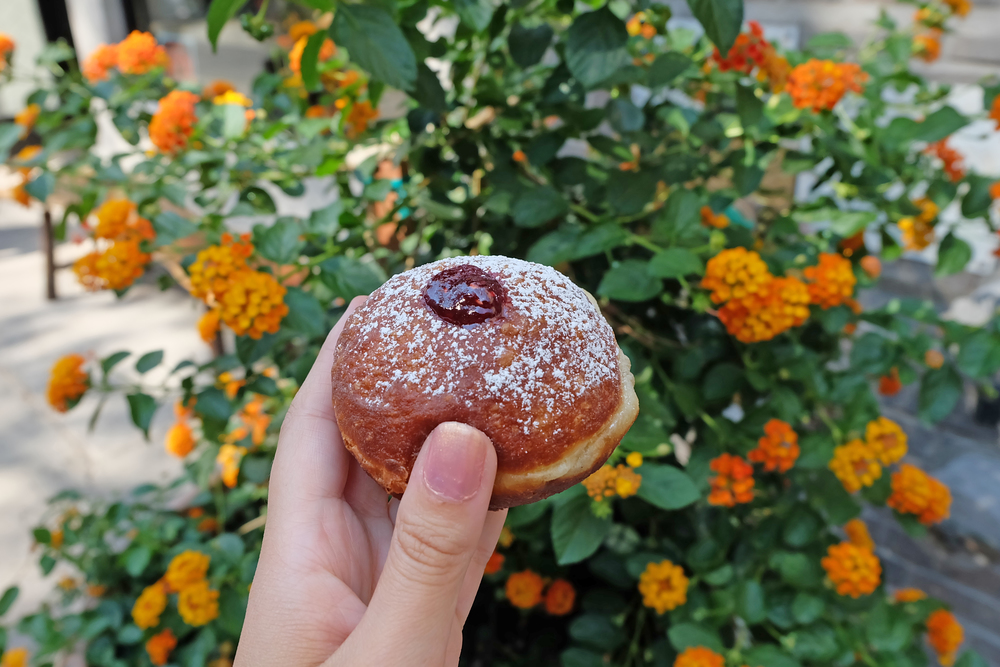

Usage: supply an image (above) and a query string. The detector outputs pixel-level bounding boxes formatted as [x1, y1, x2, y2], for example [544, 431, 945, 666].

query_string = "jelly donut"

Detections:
[330, 255, 639, 509]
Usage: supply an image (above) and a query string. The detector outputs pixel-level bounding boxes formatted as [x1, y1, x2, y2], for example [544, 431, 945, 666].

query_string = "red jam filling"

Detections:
[423, 265, 506, 326]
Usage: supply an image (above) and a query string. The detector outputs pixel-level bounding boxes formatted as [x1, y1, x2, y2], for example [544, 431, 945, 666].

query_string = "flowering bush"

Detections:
[1, 0, 999, 665]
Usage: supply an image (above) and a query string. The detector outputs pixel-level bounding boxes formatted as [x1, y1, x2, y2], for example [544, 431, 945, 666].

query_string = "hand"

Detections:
[235, 296, 508, 667]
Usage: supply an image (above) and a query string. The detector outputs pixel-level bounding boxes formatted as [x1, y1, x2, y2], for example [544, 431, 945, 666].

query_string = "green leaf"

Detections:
[806, 32, 853, 53]
[453, 0, 494, 32]
[0, 587, 18, 616]
[283, 287, 326, 338]
[101, 351, 130, 375]
[508, 23, 554, 69]
[792, 208, 877, 238]
[668, 623, 724, 652]
[319, 256, 387, 299]
[207, 0, 247, 51]
[125, 393, 157, 439]
[565, 8, 630, 88]
[607, 169, 657, 216]
[575, 224, 627, 258]
[527, 227, 582, 266]
[909, 106, 969, 143]
[954, 651, 990, 667]
[736, 84, 764, 128]
[649, 52, 692, 87]
[956, 331, 1000, 377]
[648, 248, 704, 279]
[738, 580, 766, 623]
[236, 333, 278, 366]
[123, 545, 151, 577]
[218, 587, 248, 637]
[152, 212, 198, 247]
[332, 5, 417, 91]
[254, 220, 304, 264]
[635, 464, 699, 510]
[607, 99, 645, 134]
[413, 63, 448, 114]
[561, 647, 606, 667]
[306, 201, 343, 236]
[782, 506, 822, 547]
[702, 362, 741, 401]
[25, 171, 55, 202]
[792, 592, 825, 625]
[744, 645, 802, 667]
[653, 189, 701, 242]
[935, 233, 972, 277]
[135, 350, 163, 374]
[551, 494, 612, 565]
[962, 175, 994, 218]
[512, 186, 568, 227]
[569, 614, 626, 652]
[598, 260, 663, 302]
[239, 186, 276, 213]
[196, 387, 233, 423]
[300, 30, 327, 91]
[918, 365, 962, 423]
[686, 0, 744, 53]
[0, 124, 22, 163]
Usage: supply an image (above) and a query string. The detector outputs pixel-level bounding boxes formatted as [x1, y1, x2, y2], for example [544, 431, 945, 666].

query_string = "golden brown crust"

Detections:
[330, 256, 638, 509]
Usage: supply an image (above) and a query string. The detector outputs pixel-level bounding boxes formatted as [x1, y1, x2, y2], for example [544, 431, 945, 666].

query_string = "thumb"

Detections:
[341, 422, 497, 665]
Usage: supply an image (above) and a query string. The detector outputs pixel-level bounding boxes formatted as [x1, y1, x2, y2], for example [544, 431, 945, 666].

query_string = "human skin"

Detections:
[235, 296, 507, 667]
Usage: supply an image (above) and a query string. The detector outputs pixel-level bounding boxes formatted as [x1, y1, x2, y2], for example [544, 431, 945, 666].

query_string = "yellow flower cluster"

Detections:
[803, 252, 857, 309]
[188, 234, 289, 340]
[821, 541, 881, 598]
[702, 248, 811, 343]
[887, 463, 951, 526]
[73, 198, 155, 292]
[638, 559, 688, 614]
[130, 551, 219, 630]
[583, 463, 642, 501]
[46, 354, 89, 412]
[829, 416, 907, 493]
[898, 197, 938, 251]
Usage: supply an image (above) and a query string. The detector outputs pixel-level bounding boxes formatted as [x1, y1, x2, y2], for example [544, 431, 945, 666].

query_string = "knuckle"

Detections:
[392, 516, 469, 581]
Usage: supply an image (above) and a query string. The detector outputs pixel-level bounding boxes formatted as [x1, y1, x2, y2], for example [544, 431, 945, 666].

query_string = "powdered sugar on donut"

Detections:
[338, 255, 620, 436]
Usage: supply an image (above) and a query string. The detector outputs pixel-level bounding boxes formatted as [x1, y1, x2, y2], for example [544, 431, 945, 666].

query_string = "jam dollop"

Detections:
[423, 264, 506, 326]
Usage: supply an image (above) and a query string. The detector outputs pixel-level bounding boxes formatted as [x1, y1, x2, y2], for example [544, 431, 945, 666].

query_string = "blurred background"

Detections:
[3, 0, 1000, 660]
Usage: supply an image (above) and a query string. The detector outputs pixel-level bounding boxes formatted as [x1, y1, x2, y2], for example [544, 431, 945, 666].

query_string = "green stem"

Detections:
[569, 203, 600, 223]
[627, 233, 663, 254]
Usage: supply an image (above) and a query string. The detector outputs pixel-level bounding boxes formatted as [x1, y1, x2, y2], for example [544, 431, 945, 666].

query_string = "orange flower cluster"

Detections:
[0, 33, 14, 73]
[944, 0, 972, 17]
[865, 416, 907, 465]
[700, 205, 730, 229]
[829, 439, 882, 493]
[165, 399, 196, 457]
[203, 80, 235, 98]
[822, 540, 881, 597]
[92, 198, 154, 241]
[132, 581, 168, 629]
[879, 367, 903, 396]
[710, 21, 790, 92]
[217, 444, 247, 488]
[626, 12, 657, 39]
[991, 96, 1000, 131]
[179, 580, 220, 626]
[914, 30, 943, 62]
[14, 103, 39, 137]
[47, 354, 89, 412]
[583, 463, 642, 500]
[708, 454, 754, 506]
[188, 234, 288, 340]
[145, 628, 177, 666]
[927, 609, 964, 667]
[748, 418, 800, 473]
[786, 59, 867, 112]
[73, 199, 154, 292]
[860, 255, 881, 279]
[8, 145, 40, 207]
[0, 648, 28, 667]
[346, 100, 379, 138]
[130, 551, 218, 630]
[149, 90, 199, 153]
[887, 463, 951, 525]
[898, 195, 938, 250]
[290, 35, 336, 75]
[224, 393, 271, 446]
[702, 247, 810, 343]
[674, 646, 725, 667]
[894, 587, 927, 603]
[845, 518, 875, 551]
[484, 549, 505, 575]
[926, 140, 965, 182]
[82, 31, 169, 82]
[804, 252, 857, 309]
[544, 579, 576, 616]
[638, 559, 689, 614]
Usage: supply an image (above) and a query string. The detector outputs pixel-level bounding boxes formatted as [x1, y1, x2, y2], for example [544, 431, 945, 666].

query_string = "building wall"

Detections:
[0, 0, 49, 117]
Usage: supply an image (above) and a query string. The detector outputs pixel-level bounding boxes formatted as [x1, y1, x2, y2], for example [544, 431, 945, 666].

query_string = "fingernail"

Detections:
[423, 423, 487, 502]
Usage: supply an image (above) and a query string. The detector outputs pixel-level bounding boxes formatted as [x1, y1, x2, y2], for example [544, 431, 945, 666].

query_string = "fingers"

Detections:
[333, 422, 497, 666]
[456, 508, 507, 622]
[269, 296, 367, 514]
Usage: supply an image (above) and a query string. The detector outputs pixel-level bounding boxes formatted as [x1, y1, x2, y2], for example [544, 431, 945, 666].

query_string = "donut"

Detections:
[330, 255, 639, 509]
